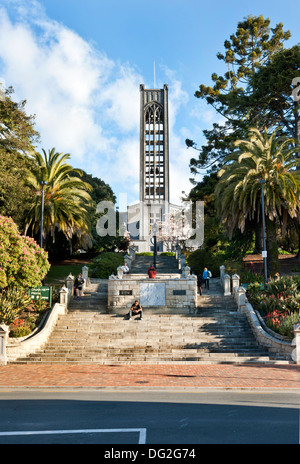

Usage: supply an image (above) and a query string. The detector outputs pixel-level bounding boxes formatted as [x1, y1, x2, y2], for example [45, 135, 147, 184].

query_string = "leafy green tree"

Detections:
[0, 86, 39, 229]
[0, 85, 39, 154]
[215, 128, 300, 274]
[0, 148, 34, 229]
[249, 45, 300, 145]
[0, 216, 50, 289]
[187, 15, 291, 172]
[25, 149, 93, 249]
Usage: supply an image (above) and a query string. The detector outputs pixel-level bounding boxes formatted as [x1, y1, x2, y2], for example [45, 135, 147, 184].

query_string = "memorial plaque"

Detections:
[173, 290, 186, 296]
[119, 290, 133, 296]
[140, 283, 166, 306]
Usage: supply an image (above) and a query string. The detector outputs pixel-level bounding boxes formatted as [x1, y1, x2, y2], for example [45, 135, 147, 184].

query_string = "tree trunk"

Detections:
[293, 218, 300, 261]
[254, 220, 263, 254]
[266, 217, 280, 276]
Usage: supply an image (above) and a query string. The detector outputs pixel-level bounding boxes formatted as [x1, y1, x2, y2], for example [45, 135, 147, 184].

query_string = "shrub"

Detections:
[266, 276, 298, 298]
[247, 282, 265, 306]
[89, 252, 125, 278]
[0, 287, 32, 326]
[0, 216, 50, 289]
[9, 319, 32, 338]
[240, 270, 264, 284]
[187, 249, 224, 277]
[265, 311, 300, 340]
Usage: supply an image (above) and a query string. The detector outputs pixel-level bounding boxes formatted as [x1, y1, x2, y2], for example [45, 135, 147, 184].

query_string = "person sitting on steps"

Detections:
[128, 300, 143, 320]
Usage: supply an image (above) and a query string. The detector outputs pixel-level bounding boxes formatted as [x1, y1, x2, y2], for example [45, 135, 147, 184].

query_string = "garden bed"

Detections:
[9, 300, 50, 338]
[246, 276, 300, 340]
[0, 285, 60, 339]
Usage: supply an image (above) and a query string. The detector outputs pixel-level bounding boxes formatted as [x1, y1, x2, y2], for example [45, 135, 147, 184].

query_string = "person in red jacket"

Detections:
[147, 264, 157, 279]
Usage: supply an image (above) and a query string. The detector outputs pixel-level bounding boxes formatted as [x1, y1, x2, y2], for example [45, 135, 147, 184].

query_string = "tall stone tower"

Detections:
[127, 84, 176, 252]
[139, 84, 170, 204]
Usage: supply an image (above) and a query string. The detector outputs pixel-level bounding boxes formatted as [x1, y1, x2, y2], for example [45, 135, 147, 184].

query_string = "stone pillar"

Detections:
[236, 287, 247, 312]
[293, 324, 300, 364]
[224, 274, 231, 296]
[129, 247, 136, 262]
[66, 274, 74, 300]
[59, 286, 69, 307]
[117, 266, 124, 279]
[232, 274, 240, 293]
[0, 324, 9, 366]
[82, 266, 89, 291]
[183, 266, 191, 279]
[220, 265, 226, 284]
[180, 255, 186, 271]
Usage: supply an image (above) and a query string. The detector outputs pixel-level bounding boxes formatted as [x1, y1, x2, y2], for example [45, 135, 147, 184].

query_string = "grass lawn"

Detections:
[45, 264, 84, 284]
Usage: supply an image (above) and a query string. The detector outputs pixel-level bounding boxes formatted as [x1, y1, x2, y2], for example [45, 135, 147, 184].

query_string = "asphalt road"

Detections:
[0, 390, 299, 445]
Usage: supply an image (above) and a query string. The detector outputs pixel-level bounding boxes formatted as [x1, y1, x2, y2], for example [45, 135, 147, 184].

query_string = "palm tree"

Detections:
[25, 148, 93, 250]
[215, 128, 300, 275]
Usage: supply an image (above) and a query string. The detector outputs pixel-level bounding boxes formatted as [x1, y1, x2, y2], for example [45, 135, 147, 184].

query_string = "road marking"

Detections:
[0, 428, 147, 444]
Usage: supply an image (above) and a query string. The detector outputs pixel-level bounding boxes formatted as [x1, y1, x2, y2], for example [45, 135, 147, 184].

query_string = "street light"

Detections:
[40, 181, 47, 249]
[152, 222, 158, 269]
[259, 180, 268, 286]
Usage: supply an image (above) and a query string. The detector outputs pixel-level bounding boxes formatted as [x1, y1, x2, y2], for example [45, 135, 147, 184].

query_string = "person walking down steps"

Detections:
[197, 273, 205, 296]
[202, 267, 212, 290]
[74, 273, 85, 300]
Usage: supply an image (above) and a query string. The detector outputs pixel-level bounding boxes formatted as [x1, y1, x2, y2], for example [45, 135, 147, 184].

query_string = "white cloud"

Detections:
[0, 0, 192, 206]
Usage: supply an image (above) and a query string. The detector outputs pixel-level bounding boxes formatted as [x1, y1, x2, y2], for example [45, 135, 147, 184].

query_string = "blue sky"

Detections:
[0, 0, 300, 206]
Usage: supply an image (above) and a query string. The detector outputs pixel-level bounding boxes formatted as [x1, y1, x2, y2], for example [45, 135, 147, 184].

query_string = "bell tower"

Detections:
[140, 84, 170, 204]
[126, 84, 172, 252]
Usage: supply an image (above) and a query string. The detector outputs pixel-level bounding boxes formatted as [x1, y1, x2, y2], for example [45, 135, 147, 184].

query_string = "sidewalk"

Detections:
[0, 364, 299, 391]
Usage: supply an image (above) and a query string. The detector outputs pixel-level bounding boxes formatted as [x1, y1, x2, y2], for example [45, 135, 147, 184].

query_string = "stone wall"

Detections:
[108, 276, 197, 314]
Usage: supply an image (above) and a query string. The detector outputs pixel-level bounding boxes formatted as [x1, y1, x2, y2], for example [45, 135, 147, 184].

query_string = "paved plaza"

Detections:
[0, 363, 299, 391]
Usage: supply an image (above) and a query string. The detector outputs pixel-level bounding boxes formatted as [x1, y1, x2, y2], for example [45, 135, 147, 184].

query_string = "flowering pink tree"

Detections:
[0, 216, 50, 289]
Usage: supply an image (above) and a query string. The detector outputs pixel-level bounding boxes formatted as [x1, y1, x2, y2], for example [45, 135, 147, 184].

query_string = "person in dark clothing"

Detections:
[74, 273, 85, 300]
[129, 300, 143, 320]
[197, 274, 205, 296]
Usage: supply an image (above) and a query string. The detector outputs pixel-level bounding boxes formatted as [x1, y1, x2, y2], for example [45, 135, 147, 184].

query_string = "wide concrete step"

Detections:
[13, 355, 288, 365]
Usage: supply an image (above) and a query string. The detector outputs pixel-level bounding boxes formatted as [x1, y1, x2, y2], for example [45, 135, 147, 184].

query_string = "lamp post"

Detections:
[152, 222, 158, 269]
[259, 180, 268, 286]
[40, 181, 47, 249]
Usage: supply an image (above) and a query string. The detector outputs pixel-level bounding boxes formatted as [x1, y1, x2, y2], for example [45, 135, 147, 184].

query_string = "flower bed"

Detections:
[0, 285, 60, 338]
[247, 276, 300, 340]
[9, 300, 50, 338]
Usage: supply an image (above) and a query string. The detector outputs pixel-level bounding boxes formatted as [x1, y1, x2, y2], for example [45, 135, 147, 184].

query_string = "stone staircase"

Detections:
[130, 255, 179, 274]
[11, 278, 290, 365]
